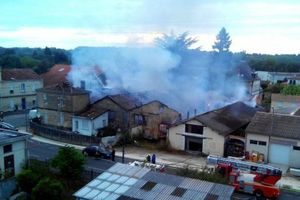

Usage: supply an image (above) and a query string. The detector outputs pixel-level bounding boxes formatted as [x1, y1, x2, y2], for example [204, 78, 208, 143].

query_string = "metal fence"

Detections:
[30, 122, 102, 146]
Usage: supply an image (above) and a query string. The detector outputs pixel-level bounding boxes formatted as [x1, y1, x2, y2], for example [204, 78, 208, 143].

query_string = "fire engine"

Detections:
[207, 155, 282, 199]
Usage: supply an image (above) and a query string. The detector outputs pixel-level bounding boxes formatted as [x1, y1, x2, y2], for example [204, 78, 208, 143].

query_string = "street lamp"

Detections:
[118, 128, 125, 163]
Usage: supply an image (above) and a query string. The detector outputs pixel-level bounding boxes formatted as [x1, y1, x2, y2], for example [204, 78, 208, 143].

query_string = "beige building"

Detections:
[168, 102, 257, 157]
[36, 83, 90, 129]
[246, 112, 300, 168]
[129, 100, 180, 140]
[0, 129, 30, 179]
[0, 68, 43, 112]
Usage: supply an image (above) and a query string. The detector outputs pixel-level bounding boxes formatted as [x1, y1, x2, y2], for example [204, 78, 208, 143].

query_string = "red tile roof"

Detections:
[1, 68, 40, 81]
[41, 64, 71, 87]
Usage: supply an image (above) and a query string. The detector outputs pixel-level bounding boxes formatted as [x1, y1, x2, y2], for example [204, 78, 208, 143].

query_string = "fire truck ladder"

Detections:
[207, 155, 282, 176]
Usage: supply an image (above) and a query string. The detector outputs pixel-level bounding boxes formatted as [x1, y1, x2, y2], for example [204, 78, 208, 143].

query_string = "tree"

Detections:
[155, 32, 199, 53]
[31, 178, 63, 200]
[16, 169, 40, 194]
[51, 146, 85, 180]
[212, 27, 232, 53]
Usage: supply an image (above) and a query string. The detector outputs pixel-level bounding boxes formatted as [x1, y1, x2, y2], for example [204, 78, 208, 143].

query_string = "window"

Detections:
[9, 86, 14, 94]
[134, 114, 145, 125]
[293, 146, 300, 151]
[250, 140, 258, 145]
[75, 121, 79, 130]
[258, 141, 267, 146]
[103, 119, 107, 127]
[59, 112, 64, 126]
[57, 97, 64, 108]
[185, 124, 203, 134]
[80, 80, 86, 89]
[3, 144, 12, 154]
[20, 83, 25, 93]
[32, 84, 36, 92]
[250, 140, 267, 146]
[82, 120, 88, 130]
[32, 100, 36, 106]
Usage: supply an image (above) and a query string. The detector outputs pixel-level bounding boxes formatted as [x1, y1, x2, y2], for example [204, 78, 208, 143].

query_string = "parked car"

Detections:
[82, 145, 112, 159]
[0, 122, 18, 131]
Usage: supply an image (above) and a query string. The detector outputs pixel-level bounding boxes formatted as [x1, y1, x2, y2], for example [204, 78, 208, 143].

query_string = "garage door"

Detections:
[269, 143, 291, 165]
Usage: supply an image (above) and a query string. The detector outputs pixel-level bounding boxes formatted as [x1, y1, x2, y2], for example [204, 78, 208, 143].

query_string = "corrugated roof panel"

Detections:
[116, 176, 130, 184]
[208, 183, 234, 197]
[151, 183, 167, 194]
[159, 185, 176, 195]
[133, 179, 147, 188]
[142, 171, 183, 186]
[125, 167, 140, 177]
[74, 186, 92, 197]
[84, 189, 101, 199]
[144, 191, 162, 200]
[105, 193, 120, 200]
[124, 177, 138, 186]
[88, 179, 102, 187]
[179, 178, 214, 192]
[134, 168, 150, 179]
[192, 191, 207, 200]
[106, 183, 121, 192]
[98, 172, 112, 180]
[108, 174, 121, 182]
[115, 185, 130, 194]
[96, 181, 111, 190]
[94, 191, 110, 200]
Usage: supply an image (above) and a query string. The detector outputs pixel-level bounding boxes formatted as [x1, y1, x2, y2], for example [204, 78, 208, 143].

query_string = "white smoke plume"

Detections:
[69, 46, 250, 116]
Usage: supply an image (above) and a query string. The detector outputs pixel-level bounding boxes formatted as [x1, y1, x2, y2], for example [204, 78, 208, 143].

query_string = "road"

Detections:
[28, 139, 134, 172]
[3, 113, 28, 129]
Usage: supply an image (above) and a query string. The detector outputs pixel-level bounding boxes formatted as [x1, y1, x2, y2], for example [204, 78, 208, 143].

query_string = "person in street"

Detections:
[151, 153, 156, 164]
[112, 149, 115, 161]
[146, 154, 151, 162]
[0, 111, 3, 122]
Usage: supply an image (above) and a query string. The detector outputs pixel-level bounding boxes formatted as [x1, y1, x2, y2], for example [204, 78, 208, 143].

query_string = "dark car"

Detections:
[82, 145, 112, 159]
[0, 122, 18, 131]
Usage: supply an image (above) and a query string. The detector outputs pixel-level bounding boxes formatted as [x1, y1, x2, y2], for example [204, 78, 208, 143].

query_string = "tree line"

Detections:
[0, 47, 70, 74]
[1, 28, 299, 74]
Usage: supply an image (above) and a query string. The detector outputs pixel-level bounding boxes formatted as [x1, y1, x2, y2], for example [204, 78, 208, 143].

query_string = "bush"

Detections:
[51, 146, 85, 180]
[16, 169, 40, 193]
[31, 178, 63, 200]
[176, 167, 228, 184]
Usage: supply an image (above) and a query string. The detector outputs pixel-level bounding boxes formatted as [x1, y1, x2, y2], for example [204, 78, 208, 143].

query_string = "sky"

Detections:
[0, 0, 299, 54]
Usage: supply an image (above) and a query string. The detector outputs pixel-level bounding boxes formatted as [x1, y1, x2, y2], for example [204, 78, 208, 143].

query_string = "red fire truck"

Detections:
[207, 155, 282, 199]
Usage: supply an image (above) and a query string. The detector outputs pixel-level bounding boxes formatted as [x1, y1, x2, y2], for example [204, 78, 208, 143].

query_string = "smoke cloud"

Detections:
[69, 46, 250, 116]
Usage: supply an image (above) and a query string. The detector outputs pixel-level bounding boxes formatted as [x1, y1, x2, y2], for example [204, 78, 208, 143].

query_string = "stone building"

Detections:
[36, 83, 90, 129]
[0, 68, 43, 112]
[129, 100, 180, 140]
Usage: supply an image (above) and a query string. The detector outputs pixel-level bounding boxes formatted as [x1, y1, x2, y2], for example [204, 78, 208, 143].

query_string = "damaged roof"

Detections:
[76, 106, 109, 120]
[1, 68, 40, 81]
[175, 102, 257, 136]
[41, 64, 71, 86]
[246, 112, 300, 140]
[36, 82, 89, 95]
[95, 94, 142, 111]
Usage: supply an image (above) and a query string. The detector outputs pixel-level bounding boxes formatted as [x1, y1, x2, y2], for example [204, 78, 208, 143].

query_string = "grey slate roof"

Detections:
[0, 129, 31, 145]
[192, 102, 257, 136]
[74, 163, 234, 200]
[246, 111, 300, 140]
